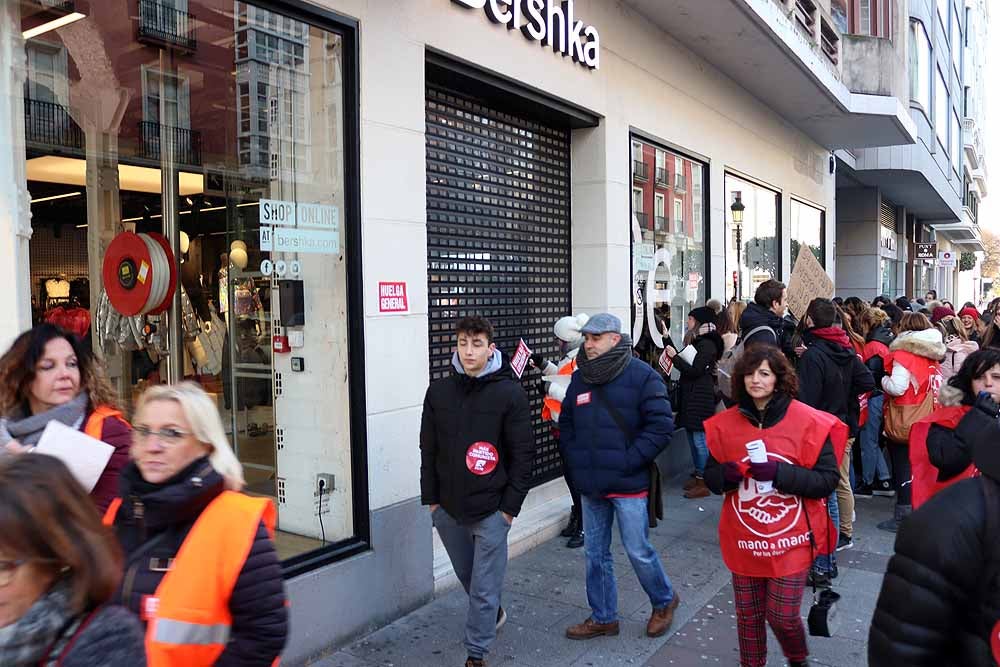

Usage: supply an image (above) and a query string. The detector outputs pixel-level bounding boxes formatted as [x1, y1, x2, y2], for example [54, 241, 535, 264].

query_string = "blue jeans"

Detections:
[686, 430, 708, 476]
[859, 393, 890, 485]
[814, 491, 839, 573]
[582, 495, 675, 623]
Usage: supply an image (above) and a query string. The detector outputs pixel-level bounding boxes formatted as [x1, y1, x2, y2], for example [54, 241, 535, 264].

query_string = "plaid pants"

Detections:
[731, 569, 809, 667]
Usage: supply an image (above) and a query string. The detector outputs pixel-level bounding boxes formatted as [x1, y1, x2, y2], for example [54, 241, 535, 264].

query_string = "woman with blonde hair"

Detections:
[105, 382, 287, 666]
[725, 300, 748, 350]
[937, 315, 979, 382]
[0, 324, 130, 512]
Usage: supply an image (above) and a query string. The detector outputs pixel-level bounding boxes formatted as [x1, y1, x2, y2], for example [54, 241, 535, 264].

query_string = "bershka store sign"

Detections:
[452, 0, 600, 70]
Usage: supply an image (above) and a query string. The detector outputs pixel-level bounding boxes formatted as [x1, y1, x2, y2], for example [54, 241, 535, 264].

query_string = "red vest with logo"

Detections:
[909, 405, 978, 509]
[887, 350, 943, 406]
[704, 400, 847, 578]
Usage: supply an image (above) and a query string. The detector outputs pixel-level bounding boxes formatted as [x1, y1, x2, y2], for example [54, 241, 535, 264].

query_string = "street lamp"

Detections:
[731, 193, 745, 301]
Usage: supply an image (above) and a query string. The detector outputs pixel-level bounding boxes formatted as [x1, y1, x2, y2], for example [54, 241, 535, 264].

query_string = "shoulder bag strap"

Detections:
[590, 385, 634, 443]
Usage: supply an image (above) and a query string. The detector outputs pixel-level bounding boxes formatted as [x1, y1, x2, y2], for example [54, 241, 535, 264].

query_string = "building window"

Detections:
[18, 3, 366, 569]
[937, 0, 950, 28]
[725, 174, 781, 303]
[951, 5, 961, 72]
[935, 67, 949, 150]
[630, 135, 708, 351]
[951, 110, 961, 174]
[845, 0, 890, 37]
[654, 149, 667, 186]
[908, 20, 931, 111]
[790, 199, 825, 268]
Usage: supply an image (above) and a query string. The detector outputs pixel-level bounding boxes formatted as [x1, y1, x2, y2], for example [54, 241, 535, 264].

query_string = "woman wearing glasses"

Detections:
[0, 323, 131, 512]
[104, 382, 287, 666]
[0, 454, 145, 666]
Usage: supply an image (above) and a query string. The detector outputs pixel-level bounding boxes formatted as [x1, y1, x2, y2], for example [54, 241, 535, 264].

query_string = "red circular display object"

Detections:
[146, 232, 177, 315]
[102, 232, 154, 316]
[465, 442, 499, 476]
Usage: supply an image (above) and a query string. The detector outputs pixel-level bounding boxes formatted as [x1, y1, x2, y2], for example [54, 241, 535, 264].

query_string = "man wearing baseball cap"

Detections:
[558, 313, 680, 640]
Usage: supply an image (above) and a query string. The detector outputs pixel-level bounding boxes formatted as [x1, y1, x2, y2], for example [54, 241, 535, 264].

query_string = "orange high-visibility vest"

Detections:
[84, 405, 124, 438]
[541, 359, 576, 422]
[104, 491, 279, 667]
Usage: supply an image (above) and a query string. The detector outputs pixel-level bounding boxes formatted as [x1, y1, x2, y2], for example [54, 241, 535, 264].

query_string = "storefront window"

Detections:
[881, 258, 898, 297]
[790, 199, 825, 268]
[724, 174, 780, 303]
[629, 135, 707, 356]
[17, 0, 361, 562]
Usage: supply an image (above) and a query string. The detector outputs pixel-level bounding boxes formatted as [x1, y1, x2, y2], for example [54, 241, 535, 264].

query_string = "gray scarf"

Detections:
[0, 577, 77, 666]
[577, 335, 633, 385]
[0, 392, 90, 446]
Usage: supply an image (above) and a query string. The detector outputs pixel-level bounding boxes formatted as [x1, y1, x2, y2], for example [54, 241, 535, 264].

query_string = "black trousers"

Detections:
[887, 441, 912, 506]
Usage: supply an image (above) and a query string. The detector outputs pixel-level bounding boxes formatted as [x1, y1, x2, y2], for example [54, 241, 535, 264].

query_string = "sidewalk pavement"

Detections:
[308, 477, 899, 667]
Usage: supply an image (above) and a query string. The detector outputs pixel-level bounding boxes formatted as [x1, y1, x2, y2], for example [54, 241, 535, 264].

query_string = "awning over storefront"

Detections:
[621, 0, 916, 150]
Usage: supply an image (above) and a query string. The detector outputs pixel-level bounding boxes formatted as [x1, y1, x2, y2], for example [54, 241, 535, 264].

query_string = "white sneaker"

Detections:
[496, 606, 507, 631]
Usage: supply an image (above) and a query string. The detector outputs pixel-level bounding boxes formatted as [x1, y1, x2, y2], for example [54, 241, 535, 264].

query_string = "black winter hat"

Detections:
[688, 306, 717, 327]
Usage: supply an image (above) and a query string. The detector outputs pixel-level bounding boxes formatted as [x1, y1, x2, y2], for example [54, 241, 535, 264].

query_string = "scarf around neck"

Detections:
[577, 335, 633, 385]
[0, 391, 90, 447]
[0, 577, 77, 667]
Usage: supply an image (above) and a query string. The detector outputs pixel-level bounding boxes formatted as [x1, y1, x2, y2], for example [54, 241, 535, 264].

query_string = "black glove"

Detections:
[974, 392, 1000, 420]
[529, 353, 546, 369]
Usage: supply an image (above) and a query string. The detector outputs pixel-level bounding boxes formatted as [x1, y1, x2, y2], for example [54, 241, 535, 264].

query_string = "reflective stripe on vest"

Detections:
[153, 619, 231, 646]
[104, 490, 278, 666]
[541, 358, 576, 422]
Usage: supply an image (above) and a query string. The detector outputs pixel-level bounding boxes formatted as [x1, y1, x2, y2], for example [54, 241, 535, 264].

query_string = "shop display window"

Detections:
[790, 198, 825, 269]
[724, 174, 781, 303]
[15, 0, 363, 565]
[629, 135, 708, 359]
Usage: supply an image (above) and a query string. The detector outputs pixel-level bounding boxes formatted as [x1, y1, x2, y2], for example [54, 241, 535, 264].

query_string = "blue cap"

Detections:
[580, 313, 622, 335]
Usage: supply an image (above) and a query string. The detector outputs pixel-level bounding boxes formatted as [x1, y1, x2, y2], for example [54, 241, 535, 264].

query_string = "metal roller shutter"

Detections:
[425, 83, 572, 487]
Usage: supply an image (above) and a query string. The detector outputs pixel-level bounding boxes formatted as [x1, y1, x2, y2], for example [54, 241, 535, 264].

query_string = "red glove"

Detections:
[723, 462, 746, 483]
[750, 461, 778, 482]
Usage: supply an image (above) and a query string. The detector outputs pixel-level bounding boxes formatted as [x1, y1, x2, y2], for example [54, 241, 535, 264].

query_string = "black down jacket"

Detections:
[672, 331, 723, 431]
[797, 329, 875, 437]
[111, 458, 288, 666]
[420, 351, 535, 524]
[869, 438, 1000, 666]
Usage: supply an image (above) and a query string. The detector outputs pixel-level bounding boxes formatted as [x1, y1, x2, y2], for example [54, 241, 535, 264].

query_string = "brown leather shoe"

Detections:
[565, 617, 620, 640]
[684, 478, 711, 499]
[682, 475, 699, 491]
[646, 593, 681, 637]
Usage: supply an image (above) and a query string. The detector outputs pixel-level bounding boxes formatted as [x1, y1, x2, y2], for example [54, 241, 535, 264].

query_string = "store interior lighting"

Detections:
[30, 191, 82, 205]
[26, 156, 204, 196]
[22, 12, 86, 40]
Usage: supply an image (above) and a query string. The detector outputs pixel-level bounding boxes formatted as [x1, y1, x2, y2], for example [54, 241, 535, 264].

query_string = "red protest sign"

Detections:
[378, 282, 408, 313]
[510, 339, 532, 378]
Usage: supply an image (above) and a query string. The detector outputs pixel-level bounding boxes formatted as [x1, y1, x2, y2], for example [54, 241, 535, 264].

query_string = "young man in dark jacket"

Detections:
[738, 280, 797, 361]
[419, 316, 535, 667]
[796, 298, 875, 572]
[558, 313, 679, 641]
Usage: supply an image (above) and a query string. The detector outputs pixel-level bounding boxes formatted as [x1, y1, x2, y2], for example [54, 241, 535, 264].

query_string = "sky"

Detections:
[978, 7, 998, 233]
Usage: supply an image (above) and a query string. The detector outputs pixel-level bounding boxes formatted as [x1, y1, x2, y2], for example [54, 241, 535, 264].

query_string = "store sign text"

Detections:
[452, 0, 600, 70]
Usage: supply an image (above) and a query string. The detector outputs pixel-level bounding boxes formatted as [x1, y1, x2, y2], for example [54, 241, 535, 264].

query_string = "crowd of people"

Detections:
[3, 281, 1000, 667]
[420, 284, 1000, 667]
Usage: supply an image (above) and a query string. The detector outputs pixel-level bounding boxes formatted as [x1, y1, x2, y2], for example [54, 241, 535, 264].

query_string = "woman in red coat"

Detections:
[704, 344, 845, 667]
[909, 348, 1000, 509]
[0, 324, 130, 512]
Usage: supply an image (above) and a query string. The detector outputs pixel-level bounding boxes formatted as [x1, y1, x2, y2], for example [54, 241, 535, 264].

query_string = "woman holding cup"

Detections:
[703, 344, 845, 667]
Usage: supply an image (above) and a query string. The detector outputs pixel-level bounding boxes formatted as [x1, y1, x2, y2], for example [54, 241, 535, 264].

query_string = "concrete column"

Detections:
[0, 3, 34, 349]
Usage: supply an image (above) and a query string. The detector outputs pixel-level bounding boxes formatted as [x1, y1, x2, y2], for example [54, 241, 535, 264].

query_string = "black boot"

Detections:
[566, 530, 584, 549]
[561, 506, 581, 538]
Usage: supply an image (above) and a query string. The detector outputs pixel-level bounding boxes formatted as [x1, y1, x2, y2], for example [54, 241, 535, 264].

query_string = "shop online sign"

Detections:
[452, 0, 600, 70]
[259, 199, 340, 255]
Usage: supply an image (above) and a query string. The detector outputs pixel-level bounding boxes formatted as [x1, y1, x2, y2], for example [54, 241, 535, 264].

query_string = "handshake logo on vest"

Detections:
[734, 453, 802, 539]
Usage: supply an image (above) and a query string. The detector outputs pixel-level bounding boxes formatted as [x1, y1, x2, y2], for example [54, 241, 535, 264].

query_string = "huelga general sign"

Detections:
[452, 0, 600, 70]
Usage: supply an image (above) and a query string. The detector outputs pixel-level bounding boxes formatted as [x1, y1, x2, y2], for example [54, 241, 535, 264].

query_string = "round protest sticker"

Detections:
[466, 442, 499, 476]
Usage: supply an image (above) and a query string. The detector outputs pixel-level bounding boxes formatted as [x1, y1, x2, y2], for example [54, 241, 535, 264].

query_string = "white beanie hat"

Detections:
[553, 313, 590, 344]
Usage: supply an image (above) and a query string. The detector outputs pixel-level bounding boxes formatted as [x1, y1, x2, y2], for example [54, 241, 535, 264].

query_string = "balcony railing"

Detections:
[24, 99, 83, 150]
[633, 161, 648, 180]
[655, 167, 668, 186]
[654, 215, 667, 231]
[674, 173, 687, 193]
[820, 20, 839, 64]
[138, 121, 202, 166]
[635, 211, 648, 228]
[138, 0, 196, 51]
[794, 0, 817, 36]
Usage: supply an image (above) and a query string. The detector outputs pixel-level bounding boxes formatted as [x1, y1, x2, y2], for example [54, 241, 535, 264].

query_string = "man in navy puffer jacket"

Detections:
[559, 313, 679, 642]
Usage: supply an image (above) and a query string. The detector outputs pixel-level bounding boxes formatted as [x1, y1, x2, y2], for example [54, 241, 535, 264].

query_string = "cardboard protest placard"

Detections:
[786, 248, 834, 320]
